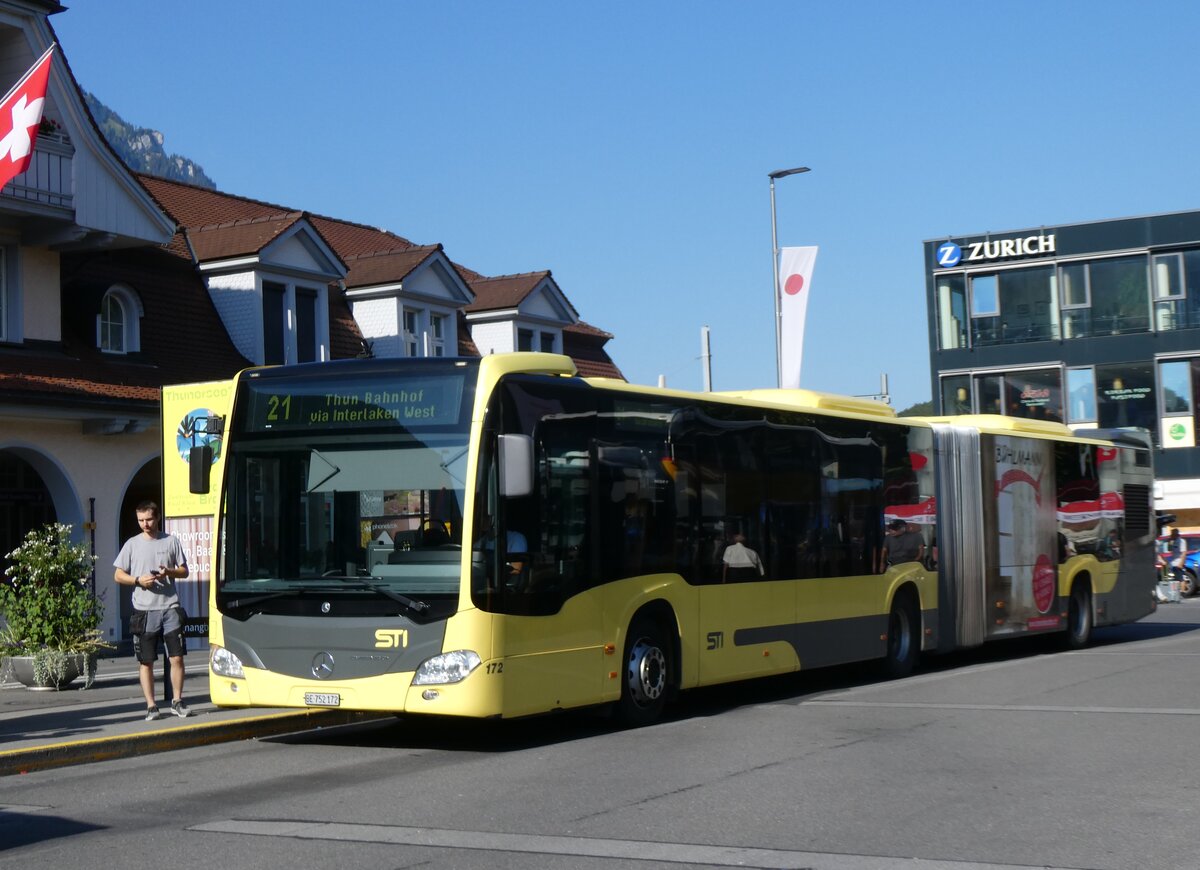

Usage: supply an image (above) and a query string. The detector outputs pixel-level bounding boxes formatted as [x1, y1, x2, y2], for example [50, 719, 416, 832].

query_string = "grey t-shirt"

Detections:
[114, 531, 187, 611]
[887, 530, 925, 565]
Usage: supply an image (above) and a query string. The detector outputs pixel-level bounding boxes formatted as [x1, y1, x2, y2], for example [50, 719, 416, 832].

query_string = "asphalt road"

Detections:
[3, 601, 1199, 870]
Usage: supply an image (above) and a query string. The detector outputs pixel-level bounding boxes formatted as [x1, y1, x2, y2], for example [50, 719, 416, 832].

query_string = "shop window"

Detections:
[940, 374, 971, 415]
[1159, 359, 1196, 448]
[1003, 369, 1063, 422]
[1096, 362, 1156, 438]
[1066, 367, 1097, 424]
[977, 374, 1003, 416]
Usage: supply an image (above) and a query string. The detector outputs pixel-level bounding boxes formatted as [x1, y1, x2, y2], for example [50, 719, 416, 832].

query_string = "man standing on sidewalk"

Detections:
[113, 501, 190, 721]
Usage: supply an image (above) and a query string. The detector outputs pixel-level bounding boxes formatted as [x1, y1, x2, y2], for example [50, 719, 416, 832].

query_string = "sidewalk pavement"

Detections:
[0, 654, 379, 776]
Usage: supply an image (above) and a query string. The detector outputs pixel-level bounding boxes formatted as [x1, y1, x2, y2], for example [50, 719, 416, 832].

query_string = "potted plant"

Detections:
[0, 523, 109, 690]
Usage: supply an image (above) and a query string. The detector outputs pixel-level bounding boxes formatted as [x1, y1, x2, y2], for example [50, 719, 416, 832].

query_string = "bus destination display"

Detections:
[244, 376, 465, 432]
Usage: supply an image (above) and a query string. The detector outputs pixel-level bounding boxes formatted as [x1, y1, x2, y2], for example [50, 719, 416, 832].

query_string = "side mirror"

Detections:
[497, 434, 533, 498]
[189, 445, 213, 494]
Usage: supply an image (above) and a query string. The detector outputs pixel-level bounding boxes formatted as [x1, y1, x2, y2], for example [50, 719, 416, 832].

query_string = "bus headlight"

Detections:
[412, 650, 481, 685]
[210, 644, 245, 679]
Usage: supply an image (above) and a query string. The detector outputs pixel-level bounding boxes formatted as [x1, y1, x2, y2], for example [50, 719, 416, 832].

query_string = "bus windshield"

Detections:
[217, 361, 476, 621]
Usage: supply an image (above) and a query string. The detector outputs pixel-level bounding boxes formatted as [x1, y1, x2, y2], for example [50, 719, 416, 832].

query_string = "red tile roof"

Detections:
[466, 271, 549, 311]
[186, 213, 307, 262]
[342, 245, 441, 290]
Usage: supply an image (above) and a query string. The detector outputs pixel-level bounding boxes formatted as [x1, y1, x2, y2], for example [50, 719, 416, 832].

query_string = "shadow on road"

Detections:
[265, 615, 1200, 753]
[0, 809, 104, 851]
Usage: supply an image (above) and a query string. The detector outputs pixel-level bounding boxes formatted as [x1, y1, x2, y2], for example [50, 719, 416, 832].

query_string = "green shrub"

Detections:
[0, 523, 104, 655]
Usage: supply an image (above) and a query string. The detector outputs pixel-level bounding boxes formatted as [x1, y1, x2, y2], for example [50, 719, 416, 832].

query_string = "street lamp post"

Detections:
[769, 165, 810, 388]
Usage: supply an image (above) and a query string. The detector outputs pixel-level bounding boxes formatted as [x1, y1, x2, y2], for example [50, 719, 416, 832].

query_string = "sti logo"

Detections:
[936, 242, 962, 267]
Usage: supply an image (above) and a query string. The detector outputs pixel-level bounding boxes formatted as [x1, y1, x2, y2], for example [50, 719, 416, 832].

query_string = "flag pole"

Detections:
[767, 166, 810, 389]
[770, 176, 781, 389]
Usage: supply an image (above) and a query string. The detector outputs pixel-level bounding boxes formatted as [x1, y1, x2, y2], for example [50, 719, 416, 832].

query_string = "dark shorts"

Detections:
[130, 607, 185, 663]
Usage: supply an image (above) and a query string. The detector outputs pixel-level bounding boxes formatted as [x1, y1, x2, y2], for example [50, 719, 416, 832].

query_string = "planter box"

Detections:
[3, 652, 97, 690]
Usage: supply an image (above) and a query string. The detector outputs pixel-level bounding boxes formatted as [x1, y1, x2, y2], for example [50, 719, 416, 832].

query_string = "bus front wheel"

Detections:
[883, 593, 920, 678]
[616, 617, 671, 727]
[1066, 583, 1093, 649]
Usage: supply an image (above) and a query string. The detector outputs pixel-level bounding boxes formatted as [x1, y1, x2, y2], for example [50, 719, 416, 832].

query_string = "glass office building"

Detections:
[924, 210, 1200, 526]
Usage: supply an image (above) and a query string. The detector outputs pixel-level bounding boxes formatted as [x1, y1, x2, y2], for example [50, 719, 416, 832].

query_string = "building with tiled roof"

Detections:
[0, 1, 621, 647]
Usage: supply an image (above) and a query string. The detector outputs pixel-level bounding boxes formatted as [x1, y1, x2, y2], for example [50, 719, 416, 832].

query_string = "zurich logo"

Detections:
[311, 651, 335, 680]
[936, 241, 962, 268]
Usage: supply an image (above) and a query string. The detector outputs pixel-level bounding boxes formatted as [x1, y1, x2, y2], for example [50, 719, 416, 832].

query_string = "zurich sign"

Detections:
[936, 241, 962, 267]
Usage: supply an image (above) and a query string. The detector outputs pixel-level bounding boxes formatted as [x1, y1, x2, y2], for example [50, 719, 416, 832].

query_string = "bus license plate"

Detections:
[304, 692, 340, 707]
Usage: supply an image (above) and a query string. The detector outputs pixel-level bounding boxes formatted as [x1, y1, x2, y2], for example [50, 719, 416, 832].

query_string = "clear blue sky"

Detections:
[52, 1, 1200, 411]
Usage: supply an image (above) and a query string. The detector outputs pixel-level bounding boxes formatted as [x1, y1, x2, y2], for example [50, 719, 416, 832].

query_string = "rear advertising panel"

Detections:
[161, 380, 236, 649]
[983, 435, 1059, 635]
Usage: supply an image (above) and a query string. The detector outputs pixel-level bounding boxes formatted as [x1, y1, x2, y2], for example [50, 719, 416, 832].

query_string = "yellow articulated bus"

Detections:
[171, 353, 1156, 725]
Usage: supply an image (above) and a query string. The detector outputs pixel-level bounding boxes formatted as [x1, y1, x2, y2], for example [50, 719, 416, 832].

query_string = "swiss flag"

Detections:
[0, 45, 55, 191]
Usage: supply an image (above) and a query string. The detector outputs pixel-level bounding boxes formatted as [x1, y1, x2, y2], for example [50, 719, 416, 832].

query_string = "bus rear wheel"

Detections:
[883, 593, 920, 678]
[616, 617, 671, 727]
[1066, 582, 1093, 649]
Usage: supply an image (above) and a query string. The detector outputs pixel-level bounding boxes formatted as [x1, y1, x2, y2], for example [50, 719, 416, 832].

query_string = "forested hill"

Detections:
[82, 91, 216, 189]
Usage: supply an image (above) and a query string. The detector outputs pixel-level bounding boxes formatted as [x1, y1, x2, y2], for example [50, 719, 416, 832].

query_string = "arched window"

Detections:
[97, 284, 142, 354]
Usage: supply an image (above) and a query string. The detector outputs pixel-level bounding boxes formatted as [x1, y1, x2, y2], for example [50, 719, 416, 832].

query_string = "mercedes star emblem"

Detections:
[311, 651, 335, 679]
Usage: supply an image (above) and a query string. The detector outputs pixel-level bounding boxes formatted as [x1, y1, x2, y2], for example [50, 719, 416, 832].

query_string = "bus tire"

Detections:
[883, 592, 920, 679]
[1066, 582, 1093, 649]
[616, 616, 672, 727]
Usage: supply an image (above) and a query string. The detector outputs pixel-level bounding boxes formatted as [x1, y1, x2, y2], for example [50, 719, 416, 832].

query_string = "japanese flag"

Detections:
[778, 246, 818, 390]
[0, 45, 55, 191]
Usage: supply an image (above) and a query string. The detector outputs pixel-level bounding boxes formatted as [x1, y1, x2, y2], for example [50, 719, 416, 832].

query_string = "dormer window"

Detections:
[97, 284, 142, 354]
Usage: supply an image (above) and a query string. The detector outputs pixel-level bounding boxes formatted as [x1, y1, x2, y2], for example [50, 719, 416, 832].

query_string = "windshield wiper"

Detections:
[306, 448, 341, 492]
[324, 575, 431, 615]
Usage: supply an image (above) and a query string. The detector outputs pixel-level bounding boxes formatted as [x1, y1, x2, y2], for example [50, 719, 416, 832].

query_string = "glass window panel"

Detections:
[517, 328, 533, 352]
[1154, 254, 1183, 299]
[1153, 254, 1184, 332]
[1096, 362, 1157, 438]
[970, 274, 999, 317]
[1089, 256, 1149, 335]
[100, 293, 125, 352]
[1182, 250, 1200, 330]
[296, 289, 316, 363]
[1060, 263, 1089, 307]
[431, 314, 446, 356]
[936, 274, 967, 350]
[1160, 360, 1192, 415]
[1066, 368, 1096, 423]
[403, 309, 420, 356]
[996, 266, 1057, 343]
[940, 375, 971, 414]
[540, 332, 555, 353]
[262, 281, 285, 365]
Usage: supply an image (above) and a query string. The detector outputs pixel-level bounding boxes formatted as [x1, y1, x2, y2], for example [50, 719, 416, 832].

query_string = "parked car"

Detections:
[1156, 533, 1200, 597]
